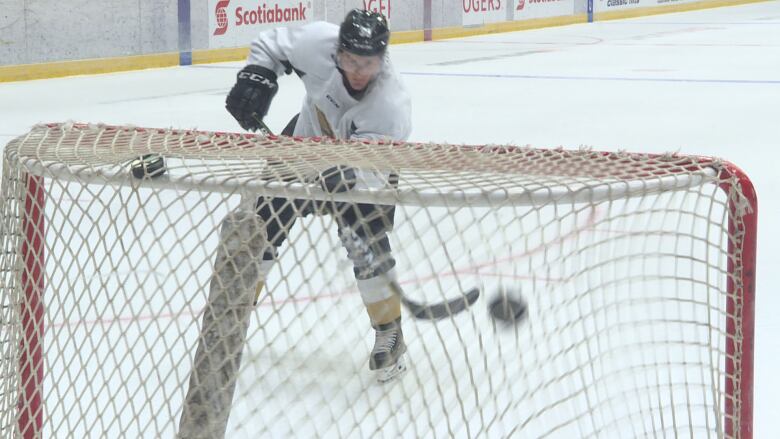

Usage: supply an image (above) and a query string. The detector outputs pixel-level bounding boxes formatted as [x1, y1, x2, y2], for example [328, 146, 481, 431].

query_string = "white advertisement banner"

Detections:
[209, 0, 313, 49]
[514, 0, 574, 20]
[362, 0, 400, 31]
[594, 0, 698, 12]
[462, 0, 507, 26]
[362, 0, 392, 19]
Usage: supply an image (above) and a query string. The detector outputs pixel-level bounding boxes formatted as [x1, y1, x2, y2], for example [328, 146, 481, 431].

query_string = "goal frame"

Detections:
[8, 124, 756, 439]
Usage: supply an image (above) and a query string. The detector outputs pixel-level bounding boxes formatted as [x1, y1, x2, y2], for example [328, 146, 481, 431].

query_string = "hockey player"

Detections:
[226, 9, 411, 382]
[177, 11, 410, 437]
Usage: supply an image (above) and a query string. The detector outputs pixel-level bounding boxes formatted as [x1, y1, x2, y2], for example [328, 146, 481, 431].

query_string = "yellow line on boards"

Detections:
[191, 47, 250, 64]
[0, 53, 180, 83]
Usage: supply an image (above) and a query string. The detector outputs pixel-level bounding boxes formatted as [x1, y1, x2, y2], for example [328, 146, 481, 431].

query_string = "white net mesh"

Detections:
[0, 123, 755, 438]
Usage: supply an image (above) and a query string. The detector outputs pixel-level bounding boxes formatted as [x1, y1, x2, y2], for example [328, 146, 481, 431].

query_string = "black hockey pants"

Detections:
[255, 114, 397, 281]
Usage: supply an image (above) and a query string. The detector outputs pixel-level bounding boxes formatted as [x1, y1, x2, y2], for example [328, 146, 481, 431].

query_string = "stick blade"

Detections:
[404, 287, 480, 320]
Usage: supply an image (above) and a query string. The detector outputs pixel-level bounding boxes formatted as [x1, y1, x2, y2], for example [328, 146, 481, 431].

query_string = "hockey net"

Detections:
[0, 123, 755, 438]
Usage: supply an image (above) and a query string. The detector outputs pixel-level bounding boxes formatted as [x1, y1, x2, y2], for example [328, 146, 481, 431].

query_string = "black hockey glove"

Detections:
[226, 65, 278, 131]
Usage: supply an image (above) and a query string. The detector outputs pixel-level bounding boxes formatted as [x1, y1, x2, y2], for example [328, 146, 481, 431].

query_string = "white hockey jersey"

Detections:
[247, 21, 412, 142]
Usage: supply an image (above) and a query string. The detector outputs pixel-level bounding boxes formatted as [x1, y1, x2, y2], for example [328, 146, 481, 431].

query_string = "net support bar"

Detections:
[19, 158, 720, 208]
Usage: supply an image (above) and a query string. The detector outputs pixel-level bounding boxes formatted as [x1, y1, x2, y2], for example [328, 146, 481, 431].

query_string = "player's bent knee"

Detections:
[339, 226, 396, 279]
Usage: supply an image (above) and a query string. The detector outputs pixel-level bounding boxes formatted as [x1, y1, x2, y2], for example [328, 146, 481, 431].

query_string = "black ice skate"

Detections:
[369, 318, 407, 383]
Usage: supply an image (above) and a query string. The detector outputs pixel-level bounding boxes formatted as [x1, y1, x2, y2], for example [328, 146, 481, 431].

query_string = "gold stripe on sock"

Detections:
[366, 295, 401, 326]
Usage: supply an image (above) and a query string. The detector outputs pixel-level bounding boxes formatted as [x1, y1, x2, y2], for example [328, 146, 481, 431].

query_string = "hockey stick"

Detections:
[251, 114, 481, 320]
[391, 280, 481, 321]
[251, 114, 274, 137]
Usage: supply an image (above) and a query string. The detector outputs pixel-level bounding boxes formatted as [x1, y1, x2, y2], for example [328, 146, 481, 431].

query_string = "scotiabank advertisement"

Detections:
[462, 0, 507, 26]
[514, 0, 574, 20]
[209, 0, 312, 48]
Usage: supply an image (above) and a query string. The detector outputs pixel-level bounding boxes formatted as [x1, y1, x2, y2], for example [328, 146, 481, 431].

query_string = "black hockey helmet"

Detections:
[338, 9, 390, 57]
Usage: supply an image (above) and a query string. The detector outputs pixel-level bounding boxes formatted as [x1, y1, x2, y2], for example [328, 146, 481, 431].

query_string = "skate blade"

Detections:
[376, 356, 407, 383]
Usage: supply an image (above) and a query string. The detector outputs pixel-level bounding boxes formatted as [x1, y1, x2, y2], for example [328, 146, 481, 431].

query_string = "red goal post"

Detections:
[1, 123, 755, 438]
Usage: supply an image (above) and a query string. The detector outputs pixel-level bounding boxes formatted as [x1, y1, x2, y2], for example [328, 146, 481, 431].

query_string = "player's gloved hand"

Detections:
[225, 65, 278, 131]
[319, 166, 357, 193]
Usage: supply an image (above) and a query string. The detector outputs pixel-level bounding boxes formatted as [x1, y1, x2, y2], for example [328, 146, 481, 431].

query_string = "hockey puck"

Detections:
[488, 293, 528, 324]
[130, 154, 166, 179]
